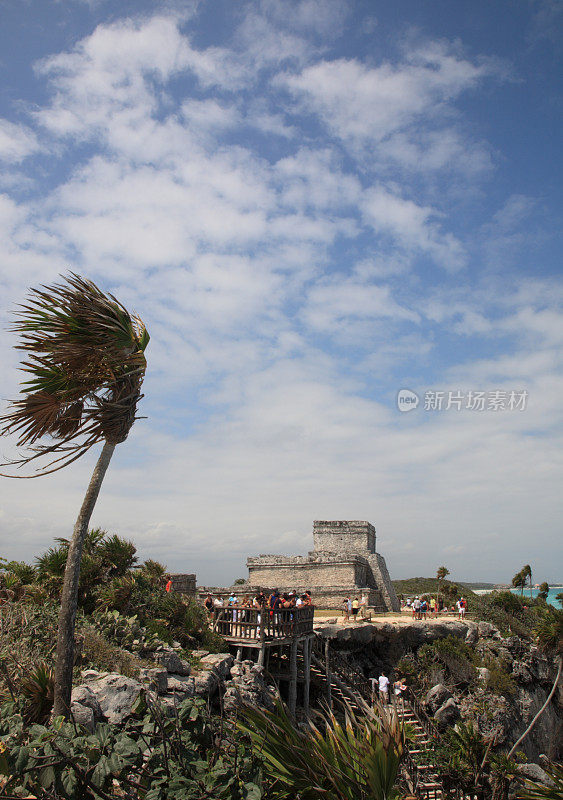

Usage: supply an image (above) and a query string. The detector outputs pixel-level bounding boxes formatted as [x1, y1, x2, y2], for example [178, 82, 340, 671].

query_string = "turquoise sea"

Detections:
[510, 586, 562, 608]
[473, 587, 562, 607]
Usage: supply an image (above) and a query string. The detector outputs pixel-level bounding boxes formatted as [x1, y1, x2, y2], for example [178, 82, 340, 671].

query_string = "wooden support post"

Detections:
[236, 647, 242, 661]
[289, 639, 298, 717]
[257, 609, 266, 667]
[303, 637, 311, 717]
[325, 638, 332, 709]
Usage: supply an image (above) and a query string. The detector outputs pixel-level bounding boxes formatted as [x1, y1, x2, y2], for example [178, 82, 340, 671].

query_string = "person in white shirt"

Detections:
[378, 672, 390, 704]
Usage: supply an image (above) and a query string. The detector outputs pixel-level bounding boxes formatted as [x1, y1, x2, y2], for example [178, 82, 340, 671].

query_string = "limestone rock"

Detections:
[478, 621, 500, 639]
[478, 667, 491, 683]
[199, 653, 233, 679]
[434, 697, 460, 727]
[191, 650, 210, 659]
[155, 649, 191, 675]
[167, 674, 195, 693]
[138, 667, 168, 694]
[85, 673, 143, 724]
[518, 764, 554, 786]
[512, 661, 533, 684]
[223, 661, 275, 712]
[465, 622, 478, 646]
[80, 669, 106, 681]
[71, 685, 103, 720]
[193, 670, 219, 696]
[425, 683, 453, 713]
[70, 702, 95, 732]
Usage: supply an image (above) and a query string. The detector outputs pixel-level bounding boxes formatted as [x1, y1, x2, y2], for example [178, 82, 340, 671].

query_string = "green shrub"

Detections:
[490, 591, 524, 613]
[79, 625, 145, 677]
[0, 695, 264, 799]
[485, 663, 517, 699]
[418, 636, 478, 687]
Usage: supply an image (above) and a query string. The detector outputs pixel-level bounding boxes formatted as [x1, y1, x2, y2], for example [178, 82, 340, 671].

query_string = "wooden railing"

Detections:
[212, 605, 314, 641]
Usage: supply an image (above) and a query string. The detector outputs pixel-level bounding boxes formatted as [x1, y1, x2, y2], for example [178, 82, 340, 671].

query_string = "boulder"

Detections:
[85, 673, 144, 724]
[138, 667, 168, 694]
[465, 623, 479, 646]
[434, 698, 460, 728]
[71, 685, 103, 720]
[477, 667, 491, 683]
[167, 674, 195, 694]
[478, 621, 500, 639]
[223, 662, 275, 712]
[193, 670, 219, 697]
[155, 649, 191, 676]
[425, 683, 453, 713]
[70, 702, 95, 732]
[191, 650, 210, 659]
[80, 669, 106, 681]
[199, 653, 233, 679]
[518, 764, 554, 786]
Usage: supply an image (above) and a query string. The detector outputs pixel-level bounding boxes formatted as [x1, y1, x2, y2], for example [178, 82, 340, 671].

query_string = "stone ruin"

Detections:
[246, 520, 400, 612]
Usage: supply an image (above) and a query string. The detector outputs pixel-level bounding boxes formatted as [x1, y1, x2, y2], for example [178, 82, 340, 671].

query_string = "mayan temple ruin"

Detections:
[246, 520, 400, 612]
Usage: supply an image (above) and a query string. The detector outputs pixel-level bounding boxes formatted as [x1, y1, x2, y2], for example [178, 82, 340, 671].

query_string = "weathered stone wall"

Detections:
[313, 520, 376, 554]
[367, 554, 400, 612]
[169, 573, 196, 594]
[247, 554, 369, 589]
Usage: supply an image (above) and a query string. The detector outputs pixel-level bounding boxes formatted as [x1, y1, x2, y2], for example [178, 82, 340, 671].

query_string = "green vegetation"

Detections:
[418, 635, 478, 687]
[238, 698, 405, 800]
[0, 696, 264, 799]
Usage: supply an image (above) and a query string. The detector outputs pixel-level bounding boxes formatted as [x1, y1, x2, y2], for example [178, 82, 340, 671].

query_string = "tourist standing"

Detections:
[342, 597, 350, 621]
[359, 593, 368, 617]
[378, 672, 390, 704]
[352, 597, 360, 618]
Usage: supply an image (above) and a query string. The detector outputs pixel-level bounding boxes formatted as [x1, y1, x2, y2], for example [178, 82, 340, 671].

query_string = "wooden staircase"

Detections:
[309, 635, 445, 800]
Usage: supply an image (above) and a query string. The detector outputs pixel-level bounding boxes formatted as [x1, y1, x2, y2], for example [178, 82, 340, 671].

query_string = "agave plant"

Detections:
[20, 662, 55, 723]
[237, 696, 404, 800]
[0, 273, 149, 717]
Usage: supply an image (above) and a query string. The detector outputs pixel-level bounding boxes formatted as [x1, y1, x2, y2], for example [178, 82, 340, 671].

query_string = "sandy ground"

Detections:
[313, 610, 467, 626]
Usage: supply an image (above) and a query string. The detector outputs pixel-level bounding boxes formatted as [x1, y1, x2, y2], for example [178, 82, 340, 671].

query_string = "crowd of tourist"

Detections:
[403, 595, 468, 619]
[203, 588, 314, 617]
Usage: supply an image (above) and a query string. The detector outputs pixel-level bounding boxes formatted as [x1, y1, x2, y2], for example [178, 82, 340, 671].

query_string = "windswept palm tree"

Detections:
[512, 570, 527, 596]
[522, 564, 533, 600]
[0, 273, 149, 717]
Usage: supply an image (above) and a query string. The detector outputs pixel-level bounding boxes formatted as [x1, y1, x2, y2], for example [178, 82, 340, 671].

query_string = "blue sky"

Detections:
[0, 0, 562, 586]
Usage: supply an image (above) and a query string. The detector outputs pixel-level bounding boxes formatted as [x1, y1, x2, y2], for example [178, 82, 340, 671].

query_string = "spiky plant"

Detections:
[0, 273, 149, 717]
[237, 697, 404, 800]
[20, 662, 55, 723]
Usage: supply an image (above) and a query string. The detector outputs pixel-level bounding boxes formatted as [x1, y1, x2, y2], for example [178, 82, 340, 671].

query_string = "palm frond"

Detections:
[1, 272, 149, 476]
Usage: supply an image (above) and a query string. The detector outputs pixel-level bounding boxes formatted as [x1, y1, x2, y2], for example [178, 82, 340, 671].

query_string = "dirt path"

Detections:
[313, 610, 466, 626]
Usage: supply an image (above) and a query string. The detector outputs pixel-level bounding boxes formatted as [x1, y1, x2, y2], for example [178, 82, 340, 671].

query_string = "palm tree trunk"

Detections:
[53, 441, 116, 717]
[508, 656, 562, 758]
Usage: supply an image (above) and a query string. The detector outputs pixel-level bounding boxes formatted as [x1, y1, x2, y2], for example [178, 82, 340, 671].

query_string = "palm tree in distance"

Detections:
[512, 569, 527, 596]
[0, 273, 149, 717]
[522, 564, 533, 600]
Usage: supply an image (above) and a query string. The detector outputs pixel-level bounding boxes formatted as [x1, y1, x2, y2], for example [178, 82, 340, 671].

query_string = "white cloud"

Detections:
[0, 120, 41, 162]
[361, 186, 466, 270]
[278, 42, 497, 154]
